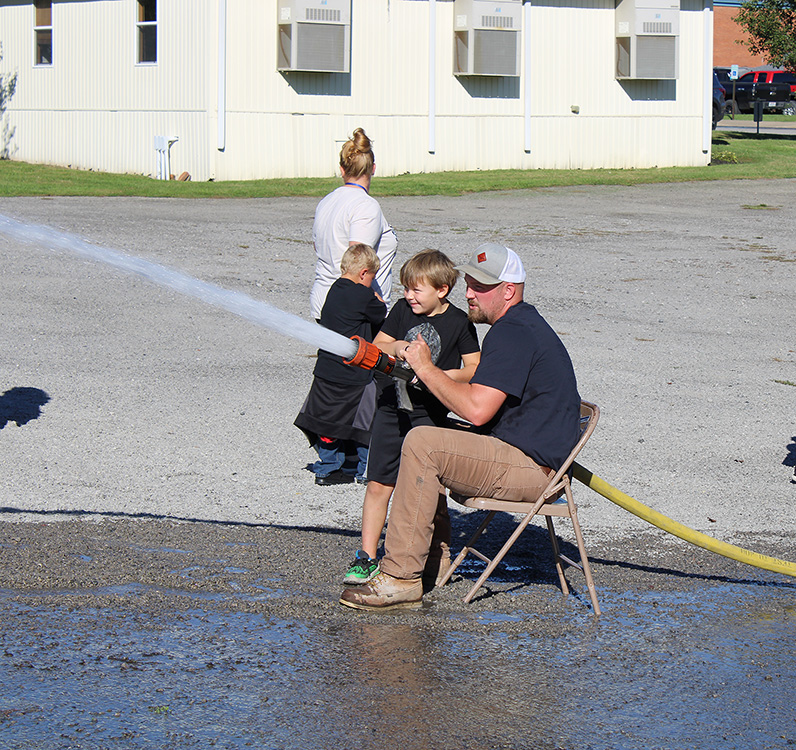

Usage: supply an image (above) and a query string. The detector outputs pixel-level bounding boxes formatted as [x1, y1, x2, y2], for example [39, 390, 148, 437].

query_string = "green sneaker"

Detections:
[343, 550, 379, 585]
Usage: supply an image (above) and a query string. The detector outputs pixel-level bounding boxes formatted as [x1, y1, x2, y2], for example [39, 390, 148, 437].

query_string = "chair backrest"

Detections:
[543, 400, 599, 497]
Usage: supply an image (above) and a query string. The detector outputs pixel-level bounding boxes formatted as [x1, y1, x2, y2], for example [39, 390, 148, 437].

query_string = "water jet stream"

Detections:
[0, 213, 358, 360]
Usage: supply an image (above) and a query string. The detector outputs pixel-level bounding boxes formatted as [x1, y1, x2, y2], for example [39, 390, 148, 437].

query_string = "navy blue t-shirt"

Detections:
[470, 302, 580, 470]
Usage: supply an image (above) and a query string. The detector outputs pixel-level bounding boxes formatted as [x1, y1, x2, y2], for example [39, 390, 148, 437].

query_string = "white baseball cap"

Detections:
[455, 243, 526, 285]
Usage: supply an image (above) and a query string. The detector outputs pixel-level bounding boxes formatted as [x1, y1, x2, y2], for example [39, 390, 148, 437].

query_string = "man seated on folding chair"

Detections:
[339, 242, 582, 611]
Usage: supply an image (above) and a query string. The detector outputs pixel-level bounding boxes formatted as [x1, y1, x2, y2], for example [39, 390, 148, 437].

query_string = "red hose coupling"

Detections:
[344, 335, 383, 371]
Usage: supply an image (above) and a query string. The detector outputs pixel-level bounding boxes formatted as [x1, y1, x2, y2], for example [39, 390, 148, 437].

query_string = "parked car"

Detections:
[713, 73, 725, 128]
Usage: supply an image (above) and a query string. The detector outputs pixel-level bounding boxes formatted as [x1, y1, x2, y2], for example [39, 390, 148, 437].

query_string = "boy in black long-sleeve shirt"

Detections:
[295, 244, 386, 484]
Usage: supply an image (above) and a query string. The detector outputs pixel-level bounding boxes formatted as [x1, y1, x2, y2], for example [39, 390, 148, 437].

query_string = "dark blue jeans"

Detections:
[313, 439, 368, 479]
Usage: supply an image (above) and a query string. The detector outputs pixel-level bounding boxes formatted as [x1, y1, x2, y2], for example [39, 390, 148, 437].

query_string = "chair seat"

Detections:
[462, 496, 570, 516]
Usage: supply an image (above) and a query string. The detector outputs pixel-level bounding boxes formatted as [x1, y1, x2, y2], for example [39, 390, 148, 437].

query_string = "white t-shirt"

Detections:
[310, 184, 397, 319]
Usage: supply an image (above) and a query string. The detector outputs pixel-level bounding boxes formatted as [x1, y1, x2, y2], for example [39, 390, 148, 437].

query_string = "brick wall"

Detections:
[714, 5, 767, 68]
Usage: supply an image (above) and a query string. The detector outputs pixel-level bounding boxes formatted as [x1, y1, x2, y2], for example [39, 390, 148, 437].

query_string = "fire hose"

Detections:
[345, 335, 796, 580]
[573, 463, 796, 579]
[344, 335, 415, 382]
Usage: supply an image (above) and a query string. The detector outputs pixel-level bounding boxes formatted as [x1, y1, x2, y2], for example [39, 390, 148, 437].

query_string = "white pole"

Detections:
[218, 0, 227, 152]
[524, 0, 532, 153]
[428, 0, 436, 154]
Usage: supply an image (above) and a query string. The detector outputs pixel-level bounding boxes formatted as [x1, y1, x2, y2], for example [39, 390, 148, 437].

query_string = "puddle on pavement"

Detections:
[1, 585, 794, 749]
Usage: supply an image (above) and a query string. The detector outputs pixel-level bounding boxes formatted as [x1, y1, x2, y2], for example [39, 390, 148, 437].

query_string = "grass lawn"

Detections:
[721, 113, 796, 122]
[0, 131, 793, 199]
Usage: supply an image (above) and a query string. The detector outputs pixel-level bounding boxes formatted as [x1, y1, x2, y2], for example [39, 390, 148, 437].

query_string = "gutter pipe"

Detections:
[524, 0, 531, 152]
[702, 0, 713, 154]
[218, 0, 227, 152]
[429, 0, 436, 154]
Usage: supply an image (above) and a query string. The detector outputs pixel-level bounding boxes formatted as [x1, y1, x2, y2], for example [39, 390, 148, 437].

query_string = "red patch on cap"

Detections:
[477, 252, 487, 263]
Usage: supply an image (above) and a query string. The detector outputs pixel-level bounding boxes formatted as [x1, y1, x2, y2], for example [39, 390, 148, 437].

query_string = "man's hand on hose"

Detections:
[403, 334, 435, 378]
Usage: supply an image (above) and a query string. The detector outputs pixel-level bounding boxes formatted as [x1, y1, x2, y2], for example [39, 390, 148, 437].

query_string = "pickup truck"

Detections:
[715, 69, 795, 115]
[737, 69, 796, 97]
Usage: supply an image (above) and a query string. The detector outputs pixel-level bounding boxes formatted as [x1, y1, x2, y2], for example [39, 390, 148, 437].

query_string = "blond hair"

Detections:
[339, 128, 374, 180]
[400, 249, 457, 294]
[341, 243, 380, 275]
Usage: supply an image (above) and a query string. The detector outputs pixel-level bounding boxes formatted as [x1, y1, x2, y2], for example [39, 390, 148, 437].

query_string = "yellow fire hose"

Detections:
[572, 462, 796, 579]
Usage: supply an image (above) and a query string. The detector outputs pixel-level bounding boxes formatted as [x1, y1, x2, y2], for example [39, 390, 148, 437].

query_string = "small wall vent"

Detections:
[642, 21, 672, 33]
[482, 15, 515, 29]
[306, 7, 341, 22]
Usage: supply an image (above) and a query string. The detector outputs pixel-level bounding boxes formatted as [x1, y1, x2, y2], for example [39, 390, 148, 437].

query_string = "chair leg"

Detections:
[438, 546, 467, 587]
[568, 504, 601, 616]
[462, 500, 546, 604]
[437, 510, 496, 587]
[545, 516, 570, 597]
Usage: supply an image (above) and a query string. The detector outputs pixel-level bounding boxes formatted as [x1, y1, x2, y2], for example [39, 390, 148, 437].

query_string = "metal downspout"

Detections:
[218, 0, 227, 152]
[702, 0, 713, 155]
[429, 0, 436, 154]
[524, 0, 531, 153]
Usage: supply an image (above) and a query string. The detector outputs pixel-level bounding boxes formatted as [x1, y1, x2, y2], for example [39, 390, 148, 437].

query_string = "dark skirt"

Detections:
[294, 377, 377, 446]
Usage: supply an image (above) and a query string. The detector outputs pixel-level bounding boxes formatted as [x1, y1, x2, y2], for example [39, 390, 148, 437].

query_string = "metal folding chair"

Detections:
[438, 401, 601, 614]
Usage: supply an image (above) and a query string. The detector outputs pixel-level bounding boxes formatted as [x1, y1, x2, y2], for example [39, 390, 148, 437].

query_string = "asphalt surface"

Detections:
[716, 117, 796, 136]
[1, 182, 794, 539]
[1, 183, 795, 749]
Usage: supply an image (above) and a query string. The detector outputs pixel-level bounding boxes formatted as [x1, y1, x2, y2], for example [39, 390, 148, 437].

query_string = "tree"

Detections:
[0, 43, 19, 159]
[735, 0, 796, 72]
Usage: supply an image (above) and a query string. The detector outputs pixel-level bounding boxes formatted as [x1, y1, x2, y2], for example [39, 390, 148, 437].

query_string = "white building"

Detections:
[0, 0, 714, 181]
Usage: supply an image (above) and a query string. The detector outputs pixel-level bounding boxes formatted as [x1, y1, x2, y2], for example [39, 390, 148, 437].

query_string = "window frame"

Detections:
[33, 0, 53, 67]
[136, 0, 158, 65]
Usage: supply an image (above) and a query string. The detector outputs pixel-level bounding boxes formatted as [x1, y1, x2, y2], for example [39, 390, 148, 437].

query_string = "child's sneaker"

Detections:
[343, 550, 379, 585]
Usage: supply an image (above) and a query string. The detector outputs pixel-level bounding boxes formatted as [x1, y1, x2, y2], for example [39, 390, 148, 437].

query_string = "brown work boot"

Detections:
[339, 572, 423, 611]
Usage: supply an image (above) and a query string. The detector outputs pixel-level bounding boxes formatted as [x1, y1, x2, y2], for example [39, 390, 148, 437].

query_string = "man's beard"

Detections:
[467, 306, 489, 324]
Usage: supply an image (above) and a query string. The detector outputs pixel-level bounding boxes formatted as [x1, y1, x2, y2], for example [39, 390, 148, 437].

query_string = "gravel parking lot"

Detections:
[2, 181, 794, 539]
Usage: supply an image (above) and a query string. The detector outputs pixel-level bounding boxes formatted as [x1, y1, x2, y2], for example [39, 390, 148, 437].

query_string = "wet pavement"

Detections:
[1, 518, 795, 750]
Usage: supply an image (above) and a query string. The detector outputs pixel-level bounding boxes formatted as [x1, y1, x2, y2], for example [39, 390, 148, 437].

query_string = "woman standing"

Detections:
[310, 128, 397, 320]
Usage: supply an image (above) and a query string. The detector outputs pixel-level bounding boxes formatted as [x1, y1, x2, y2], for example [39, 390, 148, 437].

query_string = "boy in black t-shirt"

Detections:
[295, 244, 386, 485]
[343, 249, 480, 584]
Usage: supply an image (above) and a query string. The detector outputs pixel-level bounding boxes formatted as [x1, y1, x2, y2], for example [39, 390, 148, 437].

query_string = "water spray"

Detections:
[0, 214, 412, 383]
[0, 213, 358, 361]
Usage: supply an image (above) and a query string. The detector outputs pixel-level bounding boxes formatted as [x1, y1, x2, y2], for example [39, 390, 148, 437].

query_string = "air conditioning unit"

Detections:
[453, 0, 522, 77]
[277, 0, 351, 73]
[615, 0, 679, 80]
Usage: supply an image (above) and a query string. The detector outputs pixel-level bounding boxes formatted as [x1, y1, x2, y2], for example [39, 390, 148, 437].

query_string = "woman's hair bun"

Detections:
[340, 128, 375, 179]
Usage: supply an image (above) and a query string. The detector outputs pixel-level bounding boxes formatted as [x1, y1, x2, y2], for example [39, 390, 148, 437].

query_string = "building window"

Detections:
[137, 0, 157, 64]
[34, 0, 52, 66]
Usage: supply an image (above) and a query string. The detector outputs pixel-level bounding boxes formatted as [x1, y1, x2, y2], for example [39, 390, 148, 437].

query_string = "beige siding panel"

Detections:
[9, 108, 210, 177]
[1, 0, 712, 180]
[5, 0, 214, 176]
[9, 1, 210, 112]
[529, 116, 706, 168]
